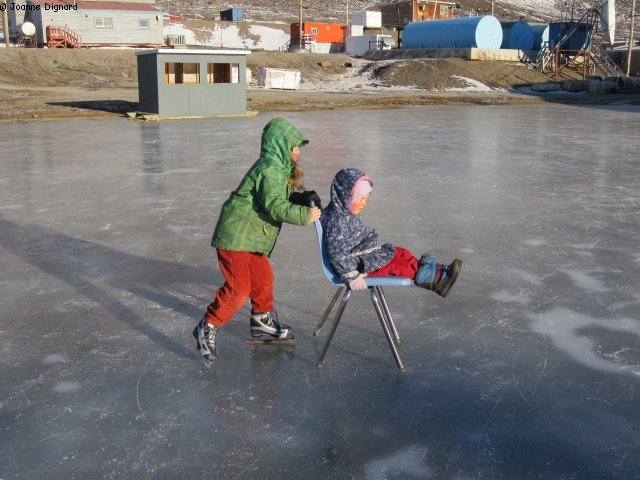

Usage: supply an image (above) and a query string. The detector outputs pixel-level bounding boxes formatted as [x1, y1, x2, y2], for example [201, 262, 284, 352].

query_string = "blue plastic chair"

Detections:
[312, 217, 412, 370]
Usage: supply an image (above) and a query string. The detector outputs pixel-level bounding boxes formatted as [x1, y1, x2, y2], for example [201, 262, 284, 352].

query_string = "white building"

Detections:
[21, 0, 163, 47]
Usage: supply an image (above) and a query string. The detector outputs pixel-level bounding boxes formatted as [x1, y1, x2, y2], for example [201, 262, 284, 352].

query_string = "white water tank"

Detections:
[18, 22, 36, 37]
[403, 16, 503, 49]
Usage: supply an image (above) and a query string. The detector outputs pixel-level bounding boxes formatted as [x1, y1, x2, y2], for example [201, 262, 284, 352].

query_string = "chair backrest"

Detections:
[313, 219, 345, 285]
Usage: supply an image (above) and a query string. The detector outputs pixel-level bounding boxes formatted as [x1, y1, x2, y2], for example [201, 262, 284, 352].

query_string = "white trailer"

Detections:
[351, 10, 382, 28]
[258, 67, 301, 90]
[345, 34, 395, 57]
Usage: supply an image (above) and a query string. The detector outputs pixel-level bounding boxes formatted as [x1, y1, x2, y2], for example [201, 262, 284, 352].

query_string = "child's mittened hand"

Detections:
[348, 275, 368, 291]
[290, 190, 323, 209]
[305, 191, 323, 209]
[309, 207, 322, 223]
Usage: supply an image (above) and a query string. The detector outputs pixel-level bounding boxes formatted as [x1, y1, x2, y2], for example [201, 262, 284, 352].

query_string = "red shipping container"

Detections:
[290, 22, 347, 47]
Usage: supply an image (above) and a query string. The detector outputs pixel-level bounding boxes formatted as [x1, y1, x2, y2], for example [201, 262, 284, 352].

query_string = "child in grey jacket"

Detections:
[320, 168, 461, 296]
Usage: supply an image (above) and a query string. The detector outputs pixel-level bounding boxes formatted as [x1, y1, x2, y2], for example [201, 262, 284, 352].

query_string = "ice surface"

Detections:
[1, 104, 639, 479]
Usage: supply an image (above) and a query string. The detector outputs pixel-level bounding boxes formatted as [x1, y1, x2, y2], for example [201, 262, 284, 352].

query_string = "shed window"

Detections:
[94, 17, 113, 28]
[311, 27, 318, 35]
[440, 6, 449, 15]
[165, 63, 200, 84]
[207, 63, 239, 84]
[139, 18, 150, 29]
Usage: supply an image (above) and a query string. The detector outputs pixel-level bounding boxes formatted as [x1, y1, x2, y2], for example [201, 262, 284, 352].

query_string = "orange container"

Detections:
[290, 22, 346, 45]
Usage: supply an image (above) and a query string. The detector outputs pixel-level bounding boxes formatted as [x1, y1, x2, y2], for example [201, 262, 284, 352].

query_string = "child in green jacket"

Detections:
[192, 118, 322, 367]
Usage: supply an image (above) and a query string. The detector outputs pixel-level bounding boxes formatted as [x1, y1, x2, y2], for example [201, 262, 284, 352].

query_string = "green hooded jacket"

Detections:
[211, 118, 312, 256]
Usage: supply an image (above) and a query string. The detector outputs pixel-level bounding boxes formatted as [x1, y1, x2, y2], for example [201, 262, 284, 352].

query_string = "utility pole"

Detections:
[299, 0, 303, 51]
[2, 0, 10, 48]
[627, 0, 637, 76]
[346, 0, 350, 25]
[491, 1, 494, 16]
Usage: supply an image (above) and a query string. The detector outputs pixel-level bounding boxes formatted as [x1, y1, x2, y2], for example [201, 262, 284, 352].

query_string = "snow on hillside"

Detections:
[164, 0, 561, 51]
[511, 0, 556, 9]
[165, 23, 289, 50]
[162, 0, 560, 24]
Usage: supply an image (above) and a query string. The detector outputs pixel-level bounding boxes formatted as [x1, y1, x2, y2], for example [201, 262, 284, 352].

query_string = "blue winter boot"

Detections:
[414, 254, 462, 298]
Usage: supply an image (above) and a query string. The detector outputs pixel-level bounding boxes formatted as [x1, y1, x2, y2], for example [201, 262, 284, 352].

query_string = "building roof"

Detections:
[136, 48, 251, 56]
[30, 0, 161, 12]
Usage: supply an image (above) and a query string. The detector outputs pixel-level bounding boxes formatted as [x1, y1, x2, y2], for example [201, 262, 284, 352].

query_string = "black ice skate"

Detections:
[249, 311, 294, 342]
[191, 318, 220, 367]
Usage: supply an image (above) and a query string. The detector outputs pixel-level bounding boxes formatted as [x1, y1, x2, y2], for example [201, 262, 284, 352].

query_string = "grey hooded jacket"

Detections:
[320, 168, 395, 282]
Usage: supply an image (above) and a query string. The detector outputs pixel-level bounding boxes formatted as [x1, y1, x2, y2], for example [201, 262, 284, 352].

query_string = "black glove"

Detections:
[290, 190, 323, 209]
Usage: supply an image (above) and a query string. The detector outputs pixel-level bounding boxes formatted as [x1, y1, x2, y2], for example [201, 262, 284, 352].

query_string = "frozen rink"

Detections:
[1, 104, 639, 479]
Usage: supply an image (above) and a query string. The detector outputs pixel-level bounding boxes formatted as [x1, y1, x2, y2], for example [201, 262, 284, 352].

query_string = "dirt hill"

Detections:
[0, 47, 604, 121]
[0, 48, 560, 90]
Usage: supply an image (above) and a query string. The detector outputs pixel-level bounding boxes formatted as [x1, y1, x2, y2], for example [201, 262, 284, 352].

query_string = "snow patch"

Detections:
[528, 307, 640, 377]
[43, 354, 67, 364]
[447, 76, 494, 92]
[522, 238, 547, 247]
[364, 448, 432, 480]
[53, 382, 80, 393]
[491, 289, 530, 305]
[563, 270, 609, 292]
[511, 269, 543, 286]
[164, 23, 288, 51]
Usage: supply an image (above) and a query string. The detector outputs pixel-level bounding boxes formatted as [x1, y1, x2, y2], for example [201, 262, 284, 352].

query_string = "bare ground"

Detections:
[0, 48, 636, 122]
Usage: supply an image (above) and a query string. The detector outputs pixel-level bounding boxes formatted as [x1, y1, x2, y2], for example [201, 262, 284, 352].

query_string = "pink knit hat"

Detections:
[350, 176, 373, 208]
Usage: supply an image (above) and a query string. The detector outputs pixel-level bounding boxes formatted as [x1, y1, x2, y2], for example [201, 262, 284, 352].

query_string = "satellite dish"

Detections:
[600, 0, 616, 44]
[18, 22, 36, 37]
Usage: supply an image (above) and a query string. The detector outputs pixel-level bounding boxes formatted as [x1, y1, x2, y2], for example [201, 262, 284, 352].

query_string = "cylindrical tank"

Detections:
[403, 16, 503, 49]
[18, 22, 36, 37]
[500, 20, 534, 50]
[528, 23, 550, 51]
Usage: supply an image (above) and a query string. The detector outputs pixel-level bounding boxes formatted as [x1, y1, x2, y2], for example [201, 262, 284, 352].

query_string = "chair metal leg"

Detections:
[375, 286, 400, 343]
[370, 288, 405, 371]
[316, 289, 352, 368]
[313, 287, 344, 336]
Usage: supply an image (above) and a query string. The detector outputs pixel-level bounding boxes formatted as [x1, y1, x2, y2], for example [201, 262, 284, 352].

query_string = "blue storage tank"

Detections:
[220, 8, 243, 21]
[548, 22, 592, 51]
[500, 20, 534, 50]
[528, 23, 550, 50]
[403, 16, 503, 49]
